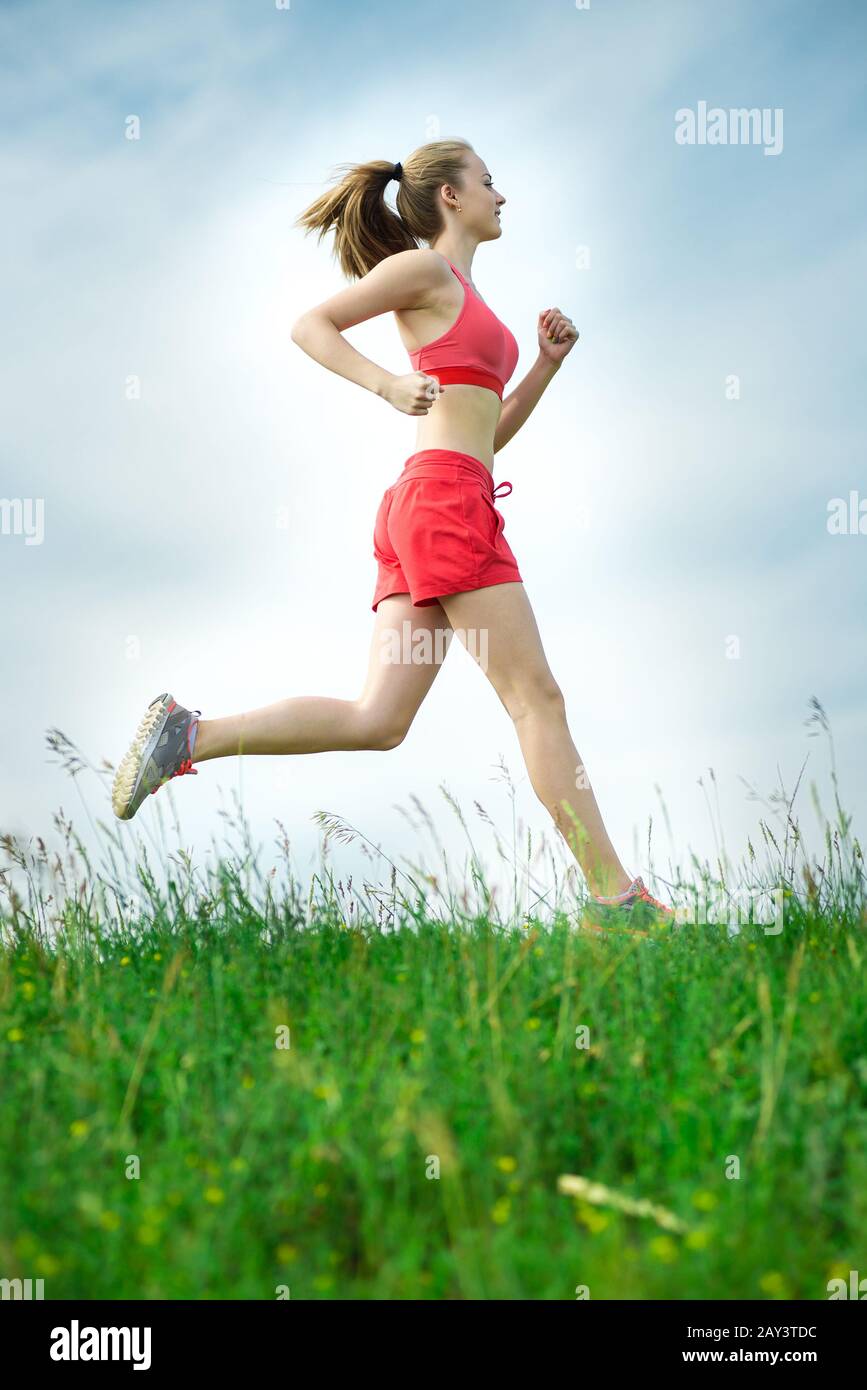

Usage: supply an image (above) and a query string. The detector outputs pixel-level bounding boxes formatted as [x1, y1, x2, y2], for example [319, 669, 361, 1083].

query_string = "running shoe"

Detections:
[582, 876, 675, 936]
[112, 693, 201, 821]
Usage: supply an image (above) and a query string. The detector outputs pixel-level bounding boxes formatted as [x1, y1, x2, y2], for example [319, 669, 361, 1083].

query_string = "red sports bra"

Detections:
[407, 258, 519, 400]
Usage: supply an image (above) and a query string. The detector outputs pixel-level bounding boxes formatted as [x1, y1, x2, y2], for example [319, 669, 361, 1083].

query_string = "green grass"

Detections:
[0, 699, 865, 1299]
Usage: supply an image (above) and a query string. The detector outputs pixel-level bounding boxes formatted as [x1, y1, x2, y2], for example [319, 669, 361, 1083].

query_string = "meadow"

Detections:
[0, 699, 864, 1300]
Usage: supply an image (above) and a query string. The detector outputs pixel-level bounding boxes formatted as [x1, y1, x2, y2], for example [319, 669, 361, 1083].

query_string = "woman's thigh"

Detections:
[357, 593, 454, 733]
[436, 582, 563, 715]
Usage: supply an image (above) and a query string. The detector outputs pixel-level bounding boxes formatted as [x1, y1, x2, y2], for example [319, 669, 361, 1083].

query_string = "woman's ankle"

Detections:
[190, 717, 209, 764]
[588, 866, 635, 900]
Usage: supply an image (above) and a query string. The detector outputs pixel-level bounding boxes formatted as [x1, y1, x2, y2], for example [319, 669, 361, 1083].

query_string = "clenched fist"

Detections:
[538, 308, 579, 365]
[383, 372, 445, 415]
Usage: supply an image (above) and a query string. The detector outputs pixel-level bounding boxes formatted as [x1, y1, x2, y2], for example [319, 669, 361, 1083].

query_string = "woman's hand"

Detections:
[538, 308, 579, 365]
[383, 371, 445, 415]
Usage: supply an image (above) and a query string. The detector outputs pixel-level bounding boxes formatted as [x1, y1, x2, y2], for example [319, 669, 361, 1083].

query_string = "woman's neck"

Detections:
[430, 239, 479, 284]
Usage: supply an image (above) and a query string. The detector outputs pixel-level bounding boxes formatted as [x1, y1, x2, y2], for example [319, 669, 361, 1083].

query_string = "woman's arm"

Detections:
[494, 356, 561, 452]
[290, 247, 448, 415]
[494, 306, 578, 453]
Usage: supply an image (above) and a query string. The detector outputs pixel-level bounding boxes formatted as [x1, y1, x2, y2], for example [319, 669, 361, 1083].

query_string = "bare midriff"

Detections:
[411, 384, 501, 473]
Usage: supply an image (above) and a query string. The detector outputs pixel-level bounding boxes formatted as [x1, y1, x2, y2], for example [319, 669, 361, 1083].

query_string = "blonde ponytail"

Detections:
[295, 138, 474, 280]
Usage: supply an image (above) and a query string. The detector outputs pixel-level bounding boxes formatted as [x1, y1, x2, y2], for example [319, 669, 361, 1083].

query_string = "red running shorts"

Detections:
[372, 449, 523, 612]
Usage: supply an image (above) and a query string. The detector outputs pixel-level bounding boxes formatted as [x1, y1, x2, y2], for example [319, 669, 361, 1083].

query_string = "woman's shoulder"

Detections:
[383, 246, 454, 288]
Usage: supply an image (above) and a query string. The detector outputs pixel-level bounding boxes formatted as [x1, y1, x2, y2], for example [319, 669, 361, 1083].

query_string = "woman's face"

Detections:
[452, 152, 506, 241]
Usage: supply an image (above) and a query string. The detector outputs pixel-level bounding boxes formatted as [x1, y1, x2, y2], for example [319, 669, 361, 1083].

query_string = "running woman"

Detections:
[111, 138, 672, 926]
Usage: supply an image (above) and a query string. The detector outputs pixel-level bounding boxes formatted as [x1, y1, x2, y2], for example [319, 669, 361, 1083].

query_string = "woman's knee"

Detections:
[372, 725, 408, 751]
[354, 704, 410, 751]
[500, 675, 566, 724]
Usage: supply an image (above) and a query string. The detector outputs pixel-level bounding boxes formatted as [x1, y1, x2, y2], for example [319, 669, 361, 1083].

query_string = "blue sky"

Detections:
[1, 0, 865, 913]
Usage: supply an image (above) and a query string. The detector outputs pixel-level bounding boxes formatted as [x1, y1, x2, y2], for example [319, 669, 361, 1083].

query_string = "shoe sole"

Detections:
[581, 904, 680, 939]
[580, 917, 650, 940]
[111, 694, 172, 821]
